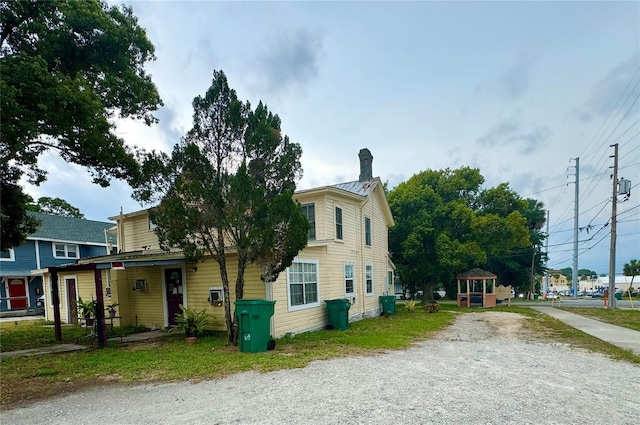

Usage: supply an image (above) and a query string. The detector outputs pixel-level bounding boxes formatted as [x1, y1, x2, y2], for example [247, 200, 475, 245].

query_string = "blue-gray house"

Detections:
[0, 212, 115, 312]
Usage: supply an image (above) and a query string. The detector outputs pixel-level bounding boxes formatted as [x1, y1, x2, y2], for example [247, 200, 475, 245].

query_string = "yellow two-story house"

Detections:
[40, 149, 395, 337]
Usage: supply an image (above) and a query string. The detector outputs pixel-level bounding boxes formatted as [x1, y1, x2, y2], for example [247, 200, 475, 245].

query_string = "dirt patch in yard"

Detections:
[435, 311, 533, 342]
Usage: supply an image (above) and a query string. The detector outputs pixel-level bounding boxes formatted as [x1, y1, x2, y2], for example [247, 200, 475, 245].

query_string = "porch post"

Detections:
[51, 268, 62, 342]
[94, 269, 108, 348]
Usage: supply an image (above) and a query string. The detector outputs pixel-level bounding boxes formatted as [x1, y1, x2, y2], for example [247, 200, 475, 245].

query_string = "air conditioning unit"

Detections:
[133, 279, 147, 291]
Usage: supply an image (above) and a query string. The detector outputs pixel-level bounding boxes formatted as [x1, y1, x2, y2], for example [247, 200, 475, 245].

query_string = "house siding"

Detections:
[56, 177, 394, 339]
[271, 183, 392, 337]
[2, 241, 37, 271]
[119, 213, 161, 252]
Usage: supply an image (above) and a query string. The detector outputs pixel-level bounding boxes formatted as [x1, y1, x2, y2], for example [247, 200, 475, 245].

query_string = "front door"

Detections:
[7, 278, 27, 309]
[165, 268, 183, 326]
[66, 278, 78, 324]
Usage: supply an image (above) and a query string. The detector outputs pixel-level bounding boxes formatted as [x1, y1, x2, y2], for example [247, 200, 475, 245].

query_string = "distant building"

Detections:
[0, 212, 115, 313]
[546, 270, 570, 293]
[579, 275, 639, 293]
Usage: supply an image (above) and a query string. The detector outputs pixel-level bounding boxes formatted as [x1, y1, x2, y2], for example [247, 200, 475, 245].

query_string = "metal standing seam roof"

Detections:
[331, 178, 379, 197]
[27, 212, 116, 245]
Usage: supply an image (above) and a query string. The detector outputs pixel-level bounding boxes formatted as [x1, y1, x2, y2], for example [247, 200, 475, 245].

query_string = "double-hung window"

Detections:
[301, 203, 316, 240]
[54, 243, 78, 259]
[364, 217, 371, 246]
[344, 263, 354, 296]
[288, 259, 319, 310]
[335, 207, 343, 240]
[365, 263, 374, 295]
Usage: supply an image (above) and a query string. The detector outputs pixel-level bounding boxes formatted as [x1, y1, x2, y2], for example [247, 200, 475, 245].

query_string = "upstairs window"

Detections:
[364, 217, 371, 246]
[335, 207, 343, 240]
[301, 203, 316, 240]
[0, 248, 15, 261]
[54, 243, 78, 259]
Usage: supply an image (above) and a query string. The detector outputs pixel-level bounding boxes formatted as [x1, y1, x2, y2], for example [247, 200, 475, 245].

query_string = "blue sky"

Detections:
[26, 1, 639, 275]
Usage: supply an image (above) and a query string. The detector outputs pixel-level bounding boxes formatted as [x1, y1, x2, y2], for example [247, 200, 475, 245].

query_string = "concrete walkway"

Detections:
[531, 306, 640, 356]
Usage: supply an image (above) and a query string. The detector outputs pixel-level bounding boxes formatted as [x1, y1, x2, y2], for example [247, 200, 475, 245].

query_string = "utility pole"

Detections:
[570, 158, 579, 299]
[544, 210, 550, 293]
[608, 144, 618, 309]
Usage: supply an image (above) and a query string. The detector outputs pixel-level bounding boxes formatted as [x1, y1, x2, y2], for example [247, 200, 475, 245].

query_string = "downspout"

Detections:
[104, 229, 109, 255]
[119, 207, 125, 253]
[359, 200, 365, 318]
[35, 240, 41, 269]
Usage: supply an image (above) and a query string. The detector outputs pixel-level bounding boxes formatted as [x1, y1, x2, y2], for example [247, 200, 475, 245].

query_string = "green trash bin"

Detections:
[615, 292, 622, 300]
[379, 295, 396, 316]
[534, 294, 539, 300]
[235, 299, 276, 353]
[325, 299, 351, 330]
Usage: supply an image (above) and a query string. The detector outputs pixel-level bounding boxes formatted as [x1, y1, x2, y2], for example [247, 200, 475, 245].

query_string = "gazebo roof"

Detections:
[456, 268, 497, 279]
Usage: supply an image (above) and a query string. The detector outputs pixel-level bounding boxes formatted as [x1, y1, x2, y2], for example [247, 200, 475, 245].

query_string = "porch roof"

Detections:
[33, 252, 185, 274]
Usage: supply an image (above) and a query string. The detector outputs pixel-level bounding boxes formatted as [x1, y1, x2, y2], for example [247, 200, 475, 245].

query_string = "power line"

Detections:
[577, 66, 640, 161]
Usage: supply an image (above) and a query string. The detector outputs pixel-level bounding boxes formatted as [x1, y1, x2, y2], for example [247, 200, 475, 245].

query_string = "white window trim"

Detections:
[365, 263, 374, 296]
[344, 262, 355, 297]
[53, 243, 79, 259]
[335, 206, 343, 241]
[387, 269, 394, 293]
[364, 216, 372, 247]
[0, 248, 15, 262]
[149, 215, 157, 230]
[287, 258, 320, 312]
[208, 287, 224, 306]
[301, 203, 316, 240]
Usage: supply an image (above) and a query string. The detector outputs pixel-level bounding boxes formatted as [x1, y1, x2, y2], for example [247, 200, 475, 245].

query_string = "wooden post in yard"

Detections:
[94, 269, 108, 348]
[51, 268, 62, 342]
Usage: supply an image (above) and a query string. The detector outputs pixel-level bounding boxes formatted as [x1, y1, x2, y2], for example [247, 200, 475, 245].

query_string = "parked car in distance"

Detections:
[591, 292, 604, 298]
[546, 293, 560, 299]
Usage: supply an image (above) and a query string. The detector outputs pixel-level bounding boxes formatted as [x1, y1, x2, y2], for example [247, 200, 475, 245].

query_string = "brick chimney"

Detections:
[358, 148, 373, 182]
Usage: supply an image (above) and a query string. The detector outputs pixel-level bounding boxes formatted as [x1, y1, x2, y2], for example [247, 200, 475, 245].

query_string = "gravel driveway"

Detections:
[2, 312, 639, 424]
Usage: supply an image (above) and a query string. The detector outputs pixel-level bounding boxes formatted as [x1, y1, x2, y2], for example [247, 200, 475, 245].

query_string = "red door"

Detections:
[8, 278, 27, 309]
[66, 278, 78, 324]
[165, 268, 183, 326]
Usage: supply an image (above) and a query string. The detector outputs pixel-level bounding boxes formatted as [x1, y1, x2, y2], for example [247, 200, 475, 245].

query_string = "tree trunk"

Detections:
[423, 279, 435, 303]
[229, 252, 249, 346]
[213, 229, 234, 346]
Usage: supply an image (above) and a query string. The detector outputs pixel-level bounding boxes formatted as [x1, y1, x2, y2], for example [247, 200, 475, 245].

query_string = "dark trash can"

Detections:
[325, 299, 351, 330]
[615, 292, 622, 300]
[235, 299, 276, 353]
[379, 295, 396, 316]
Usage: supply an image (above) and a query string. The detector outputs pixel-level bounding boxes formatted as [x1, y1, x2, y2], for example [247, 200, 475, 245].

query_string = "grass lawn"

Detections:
[2, 304, 638, 409]
[557, 307, 640, 332]
[0, 305, 456, 408]
[0, 319, 150, 352]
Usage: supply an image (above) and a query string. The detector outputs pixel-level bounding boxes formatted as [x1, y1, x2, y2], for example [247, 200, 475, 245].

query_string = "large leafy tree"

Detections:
[1, 0, 162, 249]
[478, 184, 547, 294]
[26, 196, 84, 218]
[134, 71, 308, 345]
[388, 168, 533, 300]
